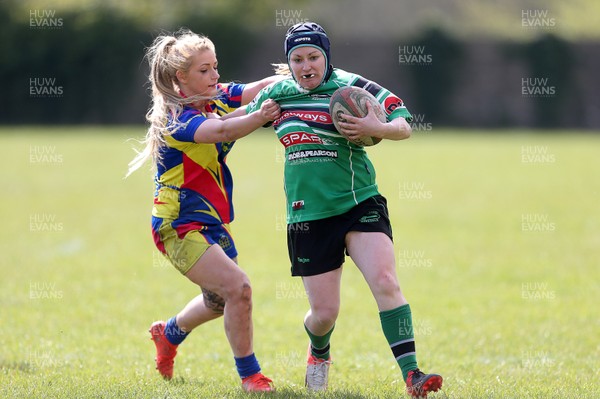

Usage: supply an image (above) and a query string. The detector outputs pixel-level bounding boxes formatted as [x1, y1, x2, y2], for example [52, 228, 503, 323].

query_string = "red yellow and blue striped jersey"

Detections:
[151, 83, 245, 239]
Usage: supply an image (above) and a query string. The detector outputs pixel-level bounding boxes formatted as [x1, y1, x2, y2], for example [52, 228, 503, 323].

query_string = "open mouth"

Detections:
[302, 74, 316, 79]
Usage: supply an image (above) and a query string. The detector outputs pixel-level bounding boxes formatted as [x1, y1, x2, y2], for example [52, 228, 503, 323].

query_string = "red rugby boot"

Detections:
[241, 372, 275, 392]
[149, 321, 178, 380]
[406, 368, 443, 398]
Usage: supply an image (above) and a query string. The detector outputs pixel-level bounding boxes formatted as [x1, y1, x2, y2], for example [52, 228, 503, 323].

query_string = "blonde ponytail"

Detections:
[127, 29, 217, 177]
[272, 63, 291, 76]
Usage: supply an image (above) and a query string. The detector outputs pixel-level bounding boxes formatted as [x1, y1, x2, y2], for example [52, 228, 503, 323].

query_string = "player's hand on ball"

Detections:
[338, 102, 385, 140]
[259, 99, 281, 121]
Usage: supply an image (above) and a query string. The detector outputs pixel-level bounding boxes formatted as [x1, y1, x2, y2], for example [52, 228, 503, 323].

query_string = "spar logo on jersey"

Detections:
[384, 96, 404, 115]
[274, 110, 332, 127]
[280, 132, 323, 148]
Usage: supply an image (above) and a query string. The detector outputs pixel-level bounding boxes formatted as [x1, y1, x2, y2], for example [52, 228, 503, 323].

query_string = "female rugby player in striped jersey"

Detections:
[127, 29, 280, 392]
[247, 22, 443, 397]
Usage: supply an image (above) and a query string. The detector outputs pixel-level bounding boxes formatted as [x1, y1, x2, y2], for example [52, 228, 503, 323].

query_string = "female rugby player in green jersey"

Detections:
[247, 22, 443, 397]
[127, 29, 280, 392]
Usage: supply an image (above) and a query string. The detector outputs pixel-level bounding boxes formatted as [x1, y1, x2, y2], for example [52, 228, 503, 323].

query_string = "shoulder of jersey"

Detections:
[330, 68, 356, 82]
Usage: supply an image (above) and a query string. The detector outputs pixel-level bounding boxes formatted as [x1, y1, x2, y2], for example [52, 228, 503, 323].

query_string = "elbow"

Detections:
[194, 120, 232, 144]
[218, 120, 236, 141]
[403, 124, 412, 139]
[400, 117, 412, 139]
[393, 119, 411, 140]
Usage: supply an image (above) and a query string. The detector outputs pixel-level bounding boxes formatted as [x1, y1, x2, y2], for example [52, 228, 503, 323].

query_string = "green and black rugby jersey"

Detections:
[247, 68, 412, 223]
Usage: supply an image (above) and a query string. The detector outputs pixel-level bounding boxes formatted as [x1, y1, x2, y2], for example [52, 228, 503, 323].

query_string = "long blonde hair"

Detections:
[272, 63, 291, 76]
[126, 29, 216, 177]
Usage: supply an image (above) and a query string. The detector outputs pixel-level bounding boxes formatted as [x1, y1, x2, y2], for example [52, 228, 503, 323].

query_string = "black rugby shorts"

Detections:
[287, 195, 393, 276]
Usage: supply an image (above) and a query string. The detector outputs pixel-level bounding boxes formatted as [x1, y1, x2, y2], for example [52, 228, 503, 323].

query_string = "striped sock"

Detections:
[305, 324, 334, 360]
[380, 304, 418, 381]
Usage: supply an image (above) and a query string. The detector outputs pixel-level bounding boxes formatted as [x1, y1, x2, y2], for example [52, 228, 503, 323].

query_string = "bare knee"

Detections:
[239, 281, 252, 303]
[222, 272, 253, 305]
[311, 303, 339, 327]
[372, 269, 401, 299]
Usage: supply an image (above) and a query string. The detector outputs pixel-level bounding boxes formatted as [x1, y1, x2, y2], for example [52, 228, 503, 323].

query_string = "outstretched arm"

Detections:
[216, 105, 248, 121]
[241, 75, 286, 105]
[193, 99, 280, 143]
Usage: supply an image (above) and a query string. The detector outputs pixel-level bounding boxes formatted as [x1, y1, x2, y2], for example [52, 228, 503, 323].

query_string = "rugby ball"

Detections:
[329, 86, 386, 146]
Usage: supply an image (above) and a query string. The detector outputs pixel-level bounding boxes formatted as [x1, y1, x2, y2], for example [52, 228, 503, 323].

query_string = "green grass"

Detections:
[1, 127, 599, 398]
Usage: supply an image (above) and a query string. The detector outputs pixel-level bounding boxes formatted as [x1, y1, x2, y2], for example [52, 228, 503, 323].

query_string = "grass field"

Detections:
[1, 127, 598, 398]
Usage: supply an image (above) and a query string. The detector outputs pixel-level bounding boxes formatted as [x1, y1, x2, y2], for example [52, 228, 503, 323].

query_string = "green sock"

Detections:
[304, 323, 334, 360]
[380, 304, 418, 381]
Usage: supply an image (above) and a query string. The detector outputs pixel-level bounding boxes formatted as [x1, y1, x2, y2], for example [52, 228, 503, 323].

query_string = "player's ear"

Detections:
[175, 69, 187, 84]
